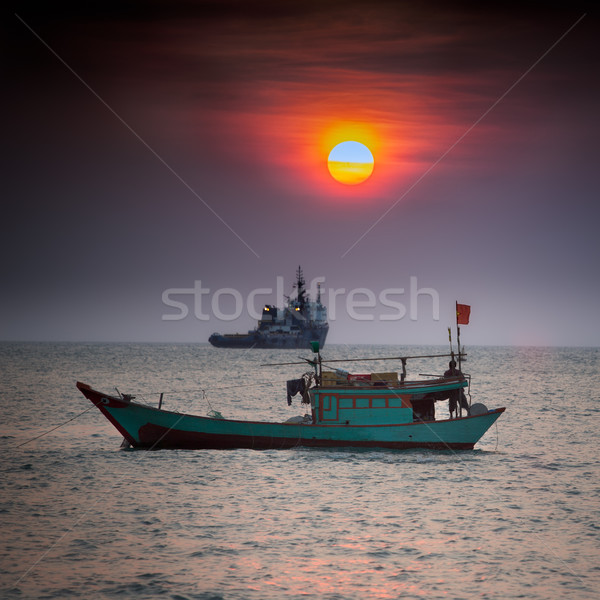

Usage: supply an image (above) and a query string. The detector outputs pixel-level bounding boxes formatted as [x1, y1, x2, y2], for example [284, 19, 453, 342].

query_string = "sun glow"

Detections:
[327, 141, 374, 185]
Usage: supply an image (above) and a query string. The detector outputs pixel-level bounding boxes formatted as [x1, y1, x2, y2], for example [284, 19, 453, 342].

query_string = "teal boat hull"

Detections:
[77, 382, 505, 451]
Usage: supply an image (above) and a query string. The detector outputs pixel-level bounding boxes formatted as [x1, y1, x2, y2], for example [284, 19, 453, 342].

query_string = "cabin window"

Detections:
[339, 397, 353, 409]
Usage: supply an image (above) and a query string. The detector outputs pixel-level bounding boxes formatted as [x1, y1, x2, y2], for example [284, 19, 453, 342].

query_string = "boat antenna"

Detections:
[310, 340, 322, 379]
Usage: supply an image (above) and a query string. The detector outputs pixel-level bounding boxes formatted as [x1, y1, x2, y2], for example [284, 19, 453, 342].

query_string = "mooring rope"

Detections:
[15, 375, 300, 449]
[16, 404, 99, 448]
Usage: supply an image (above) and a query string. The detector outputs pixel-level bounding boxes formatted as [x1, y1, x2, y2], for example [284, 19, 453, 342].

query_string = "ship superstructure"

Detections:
[208, 267, 328, 349]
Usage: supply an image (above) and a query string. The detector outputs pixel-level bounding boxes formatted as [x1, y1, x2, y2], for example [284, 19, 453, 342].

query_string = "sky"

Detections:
[3, 0, 599, 346]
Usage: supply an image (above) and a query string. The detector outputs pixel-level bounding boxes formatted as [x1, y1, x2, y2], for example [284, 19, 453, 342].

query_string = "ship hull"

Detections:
[77, 382, 504, 451]
[208, 326, 328, 349]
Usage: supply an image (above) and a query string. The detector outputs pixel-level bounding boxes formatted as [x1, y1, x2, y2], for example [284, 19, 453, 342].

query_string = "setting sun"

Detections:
[327, 141, 374, 185]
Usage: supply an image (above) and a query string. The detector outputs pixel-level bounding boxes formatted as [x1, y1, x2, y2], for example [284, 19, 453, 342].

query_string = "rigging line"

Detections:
[14, 13, 259, 259]
[341, 12, 587, 259]
[139, 378, 289, 397]
[16, 404, 98, 448]
[262, 352, 462, 366]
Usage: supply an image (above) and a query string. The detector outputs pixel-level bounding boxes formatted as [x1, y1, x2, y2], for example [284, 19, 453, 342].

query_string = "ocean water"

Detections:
[1, 342, 598, 600]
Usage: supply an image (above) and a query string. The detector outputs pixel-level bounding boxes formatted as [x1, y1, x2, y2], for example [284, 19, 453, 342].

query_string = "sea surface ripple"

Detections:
[0, 343, 598, 599]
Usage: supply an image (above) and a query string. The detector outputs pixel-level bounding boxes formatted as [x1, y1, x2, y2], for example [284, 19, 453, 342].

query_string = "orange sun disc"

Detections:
[327, 141, 374, 185]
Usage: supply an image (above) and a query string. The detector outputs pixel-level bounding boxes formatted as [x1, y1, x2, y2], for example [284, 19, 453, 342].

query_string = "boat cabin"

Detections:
[308, 370, 468, 425]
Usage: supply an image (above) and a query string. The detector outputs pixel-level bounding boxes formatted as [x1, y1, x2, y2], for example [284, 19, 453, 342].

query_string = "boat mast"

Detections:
[456, 301, 463, 371]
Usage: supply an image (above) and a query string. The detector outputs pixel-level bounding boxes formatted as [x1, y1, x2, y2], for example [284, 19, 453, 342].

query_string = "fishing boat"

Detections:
[208, 266, 328, 349]
[76, 347, 505, 451]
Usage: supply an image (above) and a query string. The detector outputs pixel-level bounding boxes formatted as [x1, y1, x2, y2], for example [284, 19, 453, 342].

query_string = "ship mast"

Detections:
[295, 265, 307, 309]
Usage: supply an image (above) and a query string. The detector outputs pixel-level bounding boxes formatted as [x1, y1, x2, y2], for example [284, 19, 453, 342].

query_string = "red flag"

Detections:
[456, 303, 471, 325]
